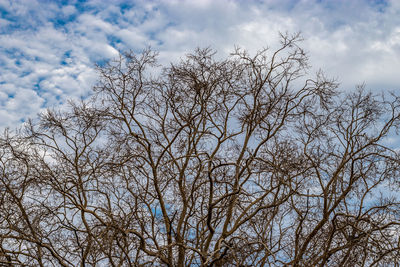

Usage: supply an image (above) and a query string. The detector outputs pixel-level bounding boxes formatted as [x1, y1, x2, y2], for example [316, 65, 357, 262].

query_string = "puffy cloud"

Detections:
[0, 0, 399, 130]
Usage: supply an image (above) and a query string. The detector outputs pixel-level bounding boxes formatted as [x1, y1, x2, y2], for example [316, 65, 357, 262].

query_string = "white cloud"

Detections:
[0, 0, 399, 130]
[62, 5, 77, 17]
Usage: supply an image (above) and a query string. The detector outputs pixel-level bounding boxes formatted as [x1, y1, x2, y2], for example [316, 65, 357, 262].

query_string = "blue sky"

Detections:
[0, 0, 400, 129]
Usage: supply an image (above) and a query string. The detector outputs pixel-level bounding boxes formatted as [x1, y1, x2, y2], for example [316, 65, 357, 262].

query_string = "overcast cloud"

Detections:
[0, 0, 399, 129]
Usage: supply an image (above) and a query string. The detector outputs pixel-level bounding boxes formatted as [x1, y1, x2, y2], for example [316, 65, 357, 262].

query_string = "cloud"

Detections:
[0, 0, 399, 130]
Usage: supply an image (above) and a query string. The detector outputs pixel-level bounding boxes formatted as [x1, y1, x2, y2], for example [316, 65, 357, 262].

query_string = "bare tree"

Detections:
[1, 33, 400, 266]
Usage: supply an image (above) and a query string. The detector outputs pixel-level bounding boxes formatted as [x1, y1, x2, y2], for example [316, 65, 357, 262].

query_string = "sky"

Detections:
[0, 0, 400, 129]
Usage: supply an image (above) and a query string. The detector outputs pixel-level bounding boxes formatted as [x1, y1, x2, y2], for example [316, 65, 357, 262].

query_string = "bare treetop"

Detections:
[1, 33, 400, 266]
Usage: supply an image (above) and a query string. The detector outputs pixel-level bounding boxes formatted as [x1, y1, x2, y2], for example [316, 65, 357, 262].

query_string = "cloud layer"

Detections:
[1, 0, 399, 129]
